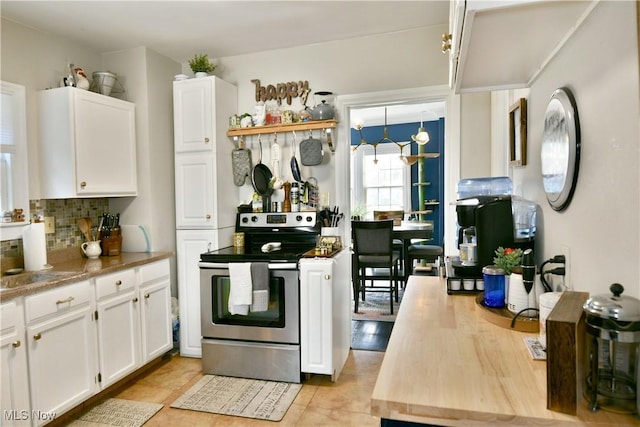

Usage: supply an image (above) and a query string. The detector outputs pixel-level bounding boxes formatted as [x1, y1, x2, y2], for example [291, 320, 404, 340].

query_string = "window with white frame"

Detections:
[351, 142, 410, 220]
[1, 81, 30, 240]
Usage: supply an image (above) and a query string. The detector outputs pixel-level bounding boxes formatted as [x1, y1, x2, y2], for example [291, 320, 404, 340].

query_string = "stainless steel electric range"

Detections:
[198, 212, 320, 383]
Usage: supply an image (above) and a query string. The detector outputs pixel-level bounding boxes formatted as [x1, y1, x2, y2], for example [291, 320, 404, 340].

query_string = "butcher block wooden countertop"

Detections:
[371, 276, 639, 427]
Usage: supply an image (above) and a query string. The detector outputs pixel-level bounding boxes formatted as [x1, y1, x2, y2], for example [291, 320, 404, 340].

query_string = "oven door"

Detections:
[199, 262, 299, 344]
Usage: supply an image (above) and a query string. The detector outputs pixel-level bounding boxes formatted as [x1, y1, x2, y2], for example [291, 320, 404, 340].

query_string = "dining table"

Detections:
[393, 221, 434, 279]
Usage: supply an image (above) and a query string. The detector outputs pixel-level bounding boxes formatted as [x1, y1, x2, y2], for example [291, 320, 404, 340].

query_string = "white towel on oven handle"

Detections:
[250, 262, 269, 312]
[228, 262, 252, 315]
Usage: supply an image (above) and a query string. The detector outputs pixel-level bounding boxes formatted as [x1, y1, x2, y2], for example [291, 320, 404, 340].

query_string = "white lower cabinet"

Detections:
[25, 281, 97, 426]
[9, 258, 172, 426]
[176, 230, 222, 358]
[94, 260, 172, 388]
[299, 249, 351, 381]
[95, 269, 139, 389]
[1, 299, 31, 426]
[139, 260, 172, 363]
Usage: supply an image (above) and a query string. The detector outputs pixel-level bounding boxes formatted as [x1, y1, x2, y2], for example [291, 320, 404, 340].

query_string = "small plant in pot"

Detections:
[188, 54, 216, 77]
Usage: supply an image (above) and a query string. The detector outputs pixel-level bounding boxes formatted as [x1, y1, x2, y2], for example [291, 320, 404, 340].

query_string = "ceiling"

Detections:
[1, 0, 450, 124]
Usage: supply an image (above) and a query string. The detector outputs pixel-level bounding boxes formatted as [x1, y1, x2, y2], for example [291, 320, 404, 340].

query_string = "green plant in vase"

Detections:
[188, 54, 216, 76]
[493, 247, 523, 275]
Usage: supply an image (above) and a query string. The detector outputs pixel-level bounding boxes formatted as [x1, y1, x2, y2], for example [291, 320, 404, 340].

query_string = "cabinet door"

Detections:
[175, 153, 214, 229]
[27, 305, 97, 425]
[96, 289, 140, 388]
[173, 78, 213, 153]
[176, 230, 219, 357]
[139, 278, 172, 363]
[299, 259, 334, 375]
[0, 300, 31, 426]
[74, 90, 137, 196]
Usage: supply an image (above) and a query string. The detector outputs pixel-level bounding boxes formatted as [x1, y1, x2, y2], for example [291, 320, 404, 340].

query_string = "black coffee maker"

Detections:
[454, 195, 534, 277]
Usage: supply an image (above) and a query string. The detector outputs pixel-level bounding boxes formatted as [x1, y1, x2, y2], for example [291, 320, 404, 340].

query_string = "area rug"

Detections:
[352, 320, 394, 352]
[170, 375, 302, 421]
[352, 285, 404, 322]
[68, 398, 163, 427]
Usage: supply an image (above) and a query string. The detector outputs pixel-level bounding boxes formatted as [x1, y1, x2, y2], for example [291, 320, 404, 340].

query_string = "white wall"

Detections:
[460, 92, 491, 178]
[207, 25, 452, 207]
[0, 18, 103, 199]
[510, 1, 639, 298]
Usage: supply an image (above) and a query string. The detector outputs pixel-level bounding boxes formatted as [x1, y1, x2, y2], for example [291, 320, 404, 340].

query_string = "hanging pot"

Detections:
[290, 131, 302, 182]
[251, 136, 274, 197]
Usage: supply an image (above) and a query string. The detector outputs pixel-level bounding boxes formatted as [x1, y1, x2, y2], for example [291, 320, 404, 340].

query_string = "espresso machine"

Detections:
[453, 195, 535, 278]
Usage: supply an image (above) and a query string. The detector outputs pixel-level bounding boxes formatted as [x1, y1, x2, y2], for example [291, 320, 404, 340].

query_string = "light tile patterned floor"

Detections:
[82, 350, 384, 426]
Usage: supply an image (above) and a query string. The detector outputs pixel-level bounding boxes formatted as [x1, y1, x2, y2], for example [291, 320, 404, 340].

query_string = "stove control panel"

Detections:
[239, 212, 317, 228]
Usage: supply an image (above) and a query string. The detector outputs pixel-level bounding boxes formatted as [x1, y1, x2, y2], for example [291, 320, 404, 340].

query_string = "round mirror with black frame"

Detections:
[540, 87, 581, 211]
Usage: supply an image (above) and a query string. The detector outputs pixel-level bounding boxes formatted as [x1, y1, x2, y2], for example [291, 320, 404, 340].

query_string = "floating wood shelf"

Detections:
[227, 119, 338, 138]
[412, 182, 431, 187]
[418, 153, 440, 158]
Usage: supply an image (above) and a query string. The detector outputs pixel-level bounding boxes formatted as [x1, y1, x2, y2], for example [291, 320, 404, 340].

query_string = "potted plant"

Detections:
[188, 54, 216, 77]
[493, 246, 523, 275]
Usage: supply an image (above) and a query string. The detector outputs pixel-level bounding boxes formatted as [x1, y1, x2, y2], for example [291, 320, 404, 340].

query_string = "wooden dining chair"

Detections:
[351, 220, 401, 315]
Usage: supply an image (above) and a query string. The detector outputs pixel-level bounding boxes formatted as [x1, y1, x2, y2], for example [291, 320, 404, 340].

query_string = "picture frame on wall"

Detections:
[509, 98, 527, 167]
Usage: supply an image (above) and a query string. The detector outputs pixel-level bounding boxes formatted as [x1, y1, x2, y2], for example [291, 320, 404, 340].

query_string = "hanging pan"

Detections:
[252, 135, 274, 197]
[290, 131, 302, 182]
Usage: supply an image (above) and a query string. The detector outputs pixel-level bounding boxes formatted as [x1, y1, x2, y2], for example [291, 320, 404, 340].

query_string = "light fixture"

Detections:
[411, 111, 430, 145]
[352, 107, 409, 164]
[352, 107, 430, 164]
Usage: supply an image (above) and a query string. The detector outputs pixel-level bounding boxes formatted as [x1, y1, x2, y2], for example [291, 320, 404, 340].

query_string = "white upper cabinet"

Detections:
[448, 0, 598, 93]
[173, 76, 238, 230]
[38, 87, 137, 198]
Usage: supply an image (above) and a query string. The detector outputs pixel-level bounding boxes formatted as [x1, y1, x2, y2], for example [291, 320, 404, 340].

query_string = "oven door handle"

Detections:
[199, 262, 299, 270]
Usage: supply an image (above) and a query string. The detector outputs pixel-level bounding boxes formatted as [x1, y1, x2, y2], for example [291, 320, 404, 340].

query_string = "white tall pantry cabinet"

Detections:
[173, 76, 238, 357]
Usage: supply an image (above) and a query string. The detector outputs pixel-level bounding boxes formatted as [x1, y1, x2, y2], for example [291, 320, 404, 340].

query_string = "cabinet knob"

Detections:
[12, 340, 21, 348]
[204, 137, 210, 143]
[80, 181, 87, 188]
[206, 214, 211, 219]
[442, 33, 452, 42]
[324, 274, 331, 280]
[132, 297, 139, 303]
[144, 293, 150, 299]
[33, 333, 42, 341]
[115, 280, 122, 286]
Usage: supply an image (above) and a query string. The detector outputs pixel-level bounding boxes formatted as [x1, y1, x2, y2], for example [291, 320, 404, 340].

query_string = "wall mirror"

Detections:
[540, 87, 580, 211]
[0, 81, 30, 240]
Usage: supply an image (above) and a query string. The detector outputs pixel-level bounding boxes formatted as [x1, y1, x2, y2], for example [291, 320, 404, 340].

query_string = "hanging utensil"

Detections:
[270, 133, 284, 189]
[231, 137, 252, 186]
[290, 131, 302, 182]
[251, 135, 274, 198]
[300, 130, 323, 166]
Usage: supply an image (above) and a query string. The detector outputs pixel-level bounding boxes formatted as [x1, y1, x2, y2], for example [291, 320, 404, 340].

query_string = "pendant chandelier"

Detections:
[352, 107, 429, 165]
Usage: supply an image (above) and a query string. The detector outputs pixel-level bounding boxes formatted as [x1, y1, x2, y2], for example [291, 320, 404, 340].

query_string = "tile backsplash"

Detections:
[1, 198, 109, 259]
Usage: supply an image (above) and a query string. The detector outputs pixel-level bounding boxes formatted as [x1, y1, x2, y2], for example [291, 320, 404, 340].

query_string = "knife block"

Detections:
[99, 228, 122, 256]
